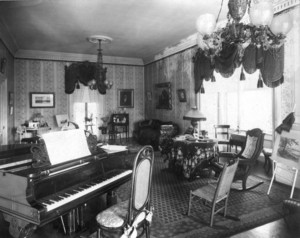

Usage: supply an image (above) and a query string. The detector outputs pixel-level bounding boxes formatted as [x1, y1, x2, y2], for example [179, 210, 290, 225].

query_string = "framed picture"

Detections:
[30, 92, 55, 108]
[271, 130, 300, 169]
[146, 91, 152, 101]
[155, 82, 172, 110]
[177, 89, 186, 102]
[118, 89, 134, 108]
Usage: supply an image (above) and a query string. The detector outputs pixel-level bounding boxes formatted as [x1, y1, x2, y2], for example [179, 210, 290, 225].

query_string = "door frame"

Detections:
[0, 74, 8, 145]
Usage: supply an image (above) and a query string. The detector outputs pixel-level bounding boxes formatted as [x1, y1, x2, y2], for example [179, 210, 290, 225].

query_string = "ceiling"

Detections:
[0, 0, 230, 62]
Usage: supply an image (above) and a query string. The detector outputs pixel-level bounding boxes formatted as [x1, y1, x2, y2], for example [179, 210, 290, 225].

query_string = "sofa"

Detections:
[132, 119, 179, 150]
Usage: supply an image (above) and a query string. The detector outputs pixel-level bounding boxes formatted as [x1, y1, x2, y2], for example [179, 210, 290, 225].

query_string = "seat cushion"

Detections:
[96, 200, 128, 229]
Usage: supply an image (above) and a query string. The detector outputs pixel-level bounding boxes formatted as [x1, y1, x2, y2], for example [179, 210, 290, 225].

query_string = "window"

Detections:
[68, 86, 105, 138]
[73, 102, 98, 131]
[200, 68, 273, 136]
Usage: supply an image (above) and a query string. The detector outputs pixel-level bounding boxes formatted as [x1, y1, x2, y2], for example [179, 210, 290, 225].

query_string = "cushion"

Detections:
[241, 135, 258, 159]
[96, 200, 128, 228]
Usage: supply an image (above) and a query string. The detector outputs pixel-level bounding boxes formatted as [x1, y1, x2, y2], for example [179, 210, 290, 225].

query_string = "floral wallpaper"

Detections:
[14, 59, 144, 138]
[144, 47, 197, 133]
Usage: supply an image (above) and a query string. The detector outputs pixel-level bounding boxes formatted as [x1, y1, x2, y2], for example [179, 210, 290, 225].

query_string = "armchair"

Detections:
[217, 128, 265, 191]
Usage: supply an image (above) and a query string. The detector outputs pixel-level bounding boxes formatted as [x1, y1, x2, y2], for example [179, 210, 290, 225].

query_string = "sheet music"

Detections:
[42, 130, 91, 165]
[100, 144, 128, 154]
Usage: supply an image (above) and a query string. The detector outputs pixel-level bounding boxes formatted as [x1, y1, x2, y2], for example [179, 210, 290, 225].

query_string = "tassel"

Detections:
[240, 67, 245, 81]
[200, 84, 205, 94]
[257, 72, 263, 88]
[211, 75, 216, 82]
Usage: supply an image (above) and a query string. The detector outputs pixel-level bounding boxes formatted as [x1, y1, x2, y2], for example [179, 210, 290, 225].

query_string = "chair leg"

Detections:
[210, 202, 216, 227]
[97, 227, 101, 238]
[187, 191, 193, 216]
[224, 197, 229, 217]
[145, 224, 150, 238]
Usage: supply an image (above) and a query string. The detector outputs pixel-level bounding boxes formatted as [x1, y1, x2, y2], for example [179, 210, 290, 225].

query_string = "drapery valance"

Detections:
[65, 61, 96, 94]
[193, 43, 285, 93]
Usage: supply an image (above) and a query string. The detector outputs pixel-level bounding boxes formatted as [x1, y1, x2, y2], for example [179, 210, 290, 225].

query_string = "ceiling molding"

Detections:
[144, 34, 197, 65]
[14, 50, 144, 66]
[273, 0, 300, 13]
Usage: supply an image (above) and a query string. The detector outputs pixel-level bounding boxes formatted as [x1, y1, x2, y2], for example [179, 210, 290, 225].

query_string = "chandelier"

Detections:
[87, 35, 113, 94]
[196, 0, 293, 57]
[194, 0, 294, 89]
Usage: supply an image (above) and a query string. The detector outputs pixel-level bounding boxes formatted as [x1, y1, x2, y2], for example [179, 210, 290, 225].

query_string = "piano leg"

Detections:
[3, 214, 37, 238]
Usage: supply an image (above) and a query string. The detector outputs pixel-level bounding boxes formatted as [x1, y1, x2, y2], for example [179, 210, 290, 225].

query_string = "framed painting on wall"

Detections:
[30, 92, 55, 108]
[118, 89, 134, 108]
[177, 89, 186, 102]
[155, 82, 172, 110]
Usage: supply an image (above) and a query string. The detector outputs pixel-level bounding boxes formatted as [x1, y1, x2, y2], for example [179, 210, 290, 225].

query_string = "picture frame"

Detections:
[155, 82, 172, 110]
[146, 91, 152, 101]
[118, 89, 134, 108]
[30, 92, 55, 108]
[177, 89, 186, 102]
[271, 130, 300, 169]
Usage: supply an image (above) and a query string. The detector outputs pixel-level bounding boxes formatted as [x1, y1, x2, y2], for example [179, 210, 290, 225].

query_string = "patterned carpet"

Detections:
[101, 152, 294, 238]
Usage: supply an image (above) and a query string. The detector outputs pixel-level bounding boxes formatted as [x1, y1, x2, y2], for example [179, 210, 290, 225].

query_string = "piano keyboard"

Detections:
[40, 170, 132, 212]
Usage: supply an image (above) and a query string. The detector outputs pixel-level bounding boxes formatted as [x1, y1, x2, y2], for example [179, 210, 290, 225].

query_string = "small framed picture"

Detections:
[118, 89, 134, 108]
[147, 91, 152, 101]
[30, 92, 55, 108]
[177, 89, 186, 102]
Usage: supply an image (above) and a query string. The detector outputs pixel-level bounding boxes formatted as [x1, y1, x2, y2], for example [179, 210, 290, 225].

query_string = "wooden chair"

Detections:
[187, 158, 239, 227]
[218, 128, 265, 191]
[95, 145, 154, 238]
[214, 125, 230, 151]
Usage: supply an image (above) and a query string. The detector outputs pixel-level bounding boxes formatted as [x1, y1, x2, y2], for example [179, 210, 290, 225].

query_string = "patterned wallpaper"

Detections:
[144, 47, 197, 134]
[14, 59, 144, 138]
[0, 40, 14, 144]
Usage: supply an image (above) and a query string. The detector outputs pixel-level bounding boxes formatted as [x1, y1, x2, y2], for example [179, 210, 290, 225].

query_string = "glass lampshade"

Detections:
[196, 13, 216, 35]
[249, 1, 274, 27]
[183, 107, 206, 121]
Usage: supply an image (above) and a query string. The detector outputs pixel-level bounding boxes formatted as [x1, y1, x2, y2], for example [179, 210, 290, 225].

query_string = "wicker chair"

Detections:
[187, 158, 239, 226]
[95, 145, 154, 238]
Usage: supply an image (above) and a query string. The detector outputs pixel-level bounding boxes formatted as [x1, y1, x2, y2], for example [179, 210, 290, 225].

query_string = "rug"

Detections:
[93, 152, 295, 238]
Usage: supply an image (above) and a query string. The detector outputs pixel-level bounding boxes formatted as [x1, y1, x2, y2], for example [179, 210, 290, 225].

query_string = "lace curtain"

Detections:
[68, 85, 104, 139]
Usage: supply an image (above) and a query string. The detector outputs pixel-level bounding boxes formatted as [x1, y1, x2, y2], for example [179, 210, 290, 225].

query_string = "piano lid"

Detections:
[41, 129, 91, 165]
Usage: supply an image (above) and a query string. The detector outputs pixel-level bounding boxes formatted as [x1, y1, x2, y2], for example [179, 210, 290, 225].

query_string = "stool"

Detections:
[262, 148, 272, 175]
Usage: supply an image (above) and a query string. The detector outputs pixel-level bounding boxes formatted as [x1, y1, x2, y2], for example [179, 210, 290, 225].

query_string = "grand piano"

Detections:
[0, 130, 131, 238]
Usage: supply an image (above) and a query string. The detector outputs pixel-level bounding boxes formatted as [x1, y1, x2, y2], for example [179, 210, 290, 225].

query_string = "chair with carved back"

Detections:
[187, 158, 239, 227]
[95, 145, 154, 238]
[218, 128, 265, 191]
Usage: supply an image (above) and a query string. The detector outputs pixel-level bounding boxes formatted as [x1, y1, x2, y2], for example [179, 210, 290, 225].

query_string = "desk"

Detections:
[170, 138, 218, 180]
[108, 113, 129, 143]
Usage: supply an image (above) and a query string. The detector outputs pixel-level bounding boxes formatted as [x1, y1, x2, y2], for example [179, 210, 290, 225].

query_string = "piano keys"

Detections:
[0, 130, 131, 238]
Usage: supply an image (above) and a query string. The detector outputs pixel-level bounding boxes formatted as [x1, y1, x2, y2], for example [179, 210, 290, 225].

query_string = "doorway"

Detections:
[0, 75, 8, 145]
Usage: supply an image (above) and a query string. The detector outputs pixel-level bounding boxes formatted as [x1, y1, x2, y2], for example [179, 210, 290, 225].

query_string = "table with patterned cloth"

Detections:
[170, 137, 218, 180]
